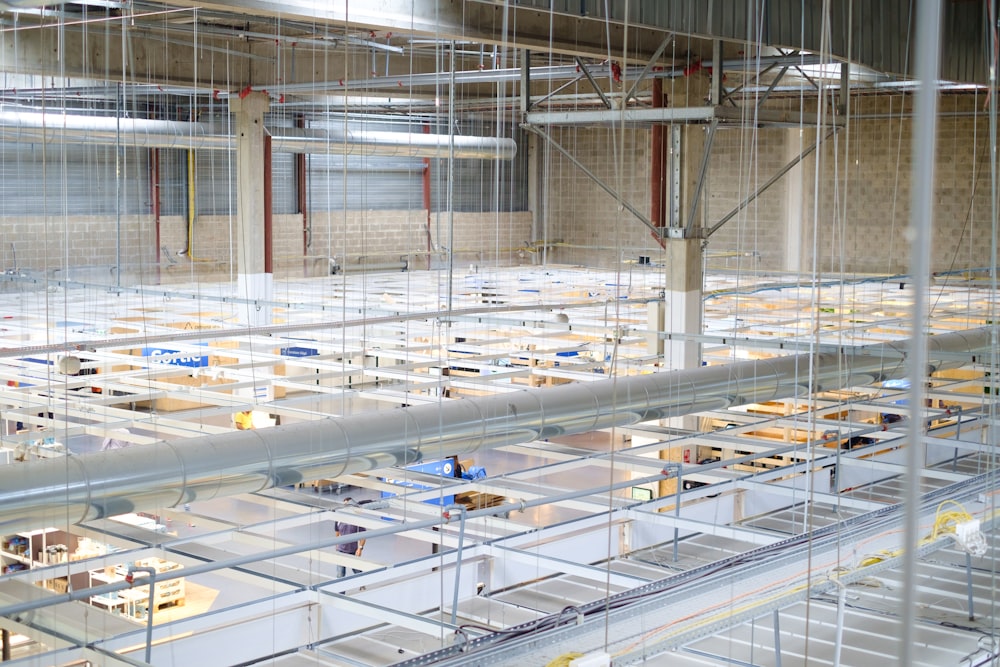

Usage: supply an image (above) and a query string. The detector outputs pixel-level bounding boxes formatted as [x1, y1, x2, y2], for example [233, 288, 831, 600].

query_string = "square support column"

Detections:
[663, 237, 703, 371]
[230, 92, 273, 327]
[783, 128, 807, 272]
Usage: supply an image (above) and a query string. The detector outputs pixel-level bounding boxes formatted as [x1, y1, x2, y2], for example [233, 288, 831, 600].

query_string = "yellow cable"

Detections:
[928, 499, 974, 541]
[545, 653, 584, 667]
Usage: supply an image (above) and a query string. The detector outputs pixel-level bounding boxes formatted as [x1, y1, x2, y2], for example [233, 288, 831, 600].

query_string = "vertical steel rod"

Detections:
[966, 551, 975, 621]
[520, 49, 531, 114]
[447, 505, 467, 626]
[833, 584, 846, 666]
[673, 466, 682, 562]
[128, 566, 158, 665]
[773, 610, 782, 667]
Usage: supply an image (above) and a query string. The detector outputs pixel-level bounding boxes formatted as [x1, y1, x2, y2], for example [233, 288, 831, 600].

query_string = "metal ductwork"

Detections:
[0, 110, 517, 160]
[0, 328, 989, 534]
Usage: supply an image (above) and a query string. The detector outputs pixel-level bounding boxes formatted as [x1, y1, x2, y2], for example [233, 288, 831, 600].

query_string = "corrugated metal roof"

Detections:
[511, 0, 989, 84]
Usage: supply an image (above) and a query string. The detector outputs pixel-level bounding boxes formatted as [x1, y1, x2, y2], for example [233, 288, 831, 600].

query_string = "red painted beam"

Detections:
[296, 115, 308, 258]
[650, 77, 665, 229]
[264, 132, 273, 275]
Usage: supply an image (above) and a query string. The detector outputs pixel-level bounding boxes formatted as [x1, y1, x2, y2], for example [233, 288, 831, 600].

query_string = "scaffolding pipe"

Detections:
[0, 110, 516, 160]
[0, 327, 988, 534]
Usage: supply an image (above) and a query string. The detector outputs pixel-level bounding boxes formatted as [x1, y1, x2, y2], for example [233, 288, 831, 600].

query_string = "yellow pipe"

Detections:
[186, 149, 197, 258]
[184, 149, 214, 263]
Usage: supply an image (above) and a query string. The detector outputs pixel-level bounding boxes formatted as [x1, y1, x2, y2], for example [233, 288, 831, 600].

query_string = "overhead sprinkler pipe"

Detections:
[0, 109, 516, 160]
[0, 328, 989, 534]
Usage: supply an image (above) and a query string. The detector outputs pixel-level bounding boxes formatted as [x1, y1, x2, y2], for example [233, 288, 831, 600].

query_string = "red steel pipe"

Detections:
[264, 132, 273, 275]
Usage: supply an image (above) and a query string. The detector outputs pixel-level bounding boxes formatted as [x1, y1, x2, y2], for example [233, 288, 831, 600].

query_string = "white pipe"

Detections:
[0, 327, 988, 534]
[901, 2, 944, 665]
[0, 109, 516, 159]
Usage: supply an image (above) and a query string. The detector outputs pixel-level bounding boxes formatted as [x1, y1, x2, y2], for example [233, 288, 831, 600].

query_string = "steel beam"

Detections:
[623, 33, 674, 107]
[683, 118, 718, 231]
[525, 105, 834, 128]
[628, 510, 781, 547]
[757, 66, 790, 108]
[526, 105, 716, 126]
[575, 57, 613, 109]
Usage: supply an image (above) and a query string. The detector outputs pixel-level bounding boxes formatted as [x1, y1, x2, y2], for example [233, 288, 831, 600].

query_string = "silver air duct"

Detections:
[0, 327, 989, 534]
[0, 110, 517, 160]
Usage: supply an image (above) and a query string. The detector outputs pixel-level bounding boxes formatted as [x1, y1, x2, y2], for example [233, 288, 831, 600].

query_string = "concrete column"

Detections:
[663, 238, 703, 371]
[783, 128, 806, 272]
[652, 123, 706, 368]
[657, 237, 703, 494]
[230, 92, 273, 326]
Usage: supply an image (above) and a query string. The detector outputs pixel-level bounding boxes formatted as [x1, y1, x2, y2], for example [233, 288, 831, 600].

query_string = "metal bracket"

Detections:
[666, 227, 705, 240]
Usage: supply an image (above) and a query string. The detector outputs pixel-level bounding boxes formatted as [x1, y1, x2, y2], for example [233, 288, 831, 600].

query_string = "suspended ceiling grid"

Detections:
[0, 267, 996, 665]
[0, 267, 994, 452]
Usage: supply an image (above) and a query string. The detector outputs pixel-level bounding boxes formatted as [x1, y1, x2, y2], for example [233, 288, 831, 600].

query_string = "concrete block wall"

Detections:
[808, 94, 994, 275]
[542, 93, 995, 275]
[704, 127, 792, 272]
[0, 207, 531, 286]
[308, 210, 429, 267]
[310, 210, 534, 269]
[155, 209, 534, 280]
[544, 127, 663, 267]
[0, 214, 158, 278]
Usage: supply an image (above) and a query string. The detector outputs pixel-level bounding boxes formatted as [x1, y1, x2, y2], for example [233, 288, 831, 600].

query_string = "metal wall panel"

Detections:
[307, 157, 425, 211]
[941, 1, 989, 88]
[158, 147, 298, 217]
[307, 119, 526, 213]
[0, 142, 149, 216]
[0, 122, 524, 218]
[270, 152, 297, 215]
[157, 148, 187, 218]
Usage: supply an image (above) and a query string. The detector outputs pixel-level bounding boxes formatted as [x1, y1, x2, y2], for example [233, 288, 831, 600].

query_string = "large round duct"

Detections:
[0, 109, 517, 160]
[0, 327, 988, 534]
